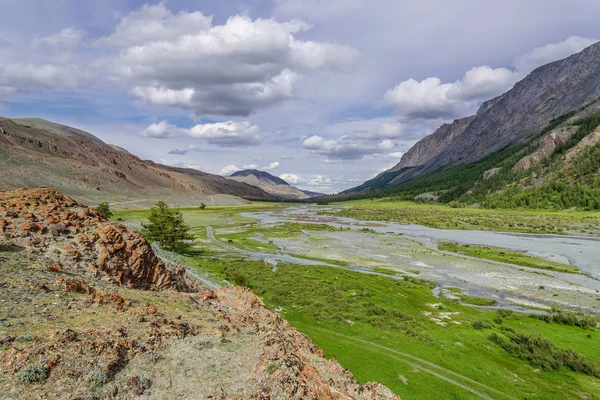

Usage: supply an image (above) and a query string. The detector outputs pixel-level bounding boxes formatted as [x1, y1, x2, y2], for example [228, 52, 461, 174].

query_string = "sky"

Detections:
[0, 0, 599, 193]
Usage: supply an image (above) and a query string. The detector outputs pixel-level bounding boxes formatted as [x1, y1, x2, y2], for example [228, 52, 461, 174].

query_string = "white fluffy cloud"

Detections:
[383, 36, 597, 120]
[514, 36, 598, 74]
[302, 134, 395, 160]
[95, 4, 212, 49]
[140, 120, 264, 147]
[383, 67, 519, 119]
[219, 163, 259, 175]
[279, 172, 333, 192]
[100, 4, 358, 116]
[0, 63, 91, 95]
[264, 161, 280, 170]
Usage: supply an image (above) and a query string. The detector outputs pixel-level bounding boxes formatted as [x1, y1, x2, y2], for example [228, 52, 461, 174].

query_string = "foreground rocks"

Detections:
[0, 188, 398, 399]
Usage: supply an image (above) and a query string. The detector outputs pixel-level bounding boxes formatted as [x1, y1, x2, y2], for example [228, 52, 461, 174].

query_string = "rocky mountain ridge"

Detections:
[228, 169, 322, 200]
[353, 40, 600, 192]
[0, 188, 399, 399]
[0, 118, 273, 208]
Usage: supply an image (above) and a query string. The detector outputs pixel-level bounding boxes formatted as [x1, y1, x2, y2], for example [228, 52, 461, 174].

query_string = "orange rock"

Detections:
[48, 264, 63, 273]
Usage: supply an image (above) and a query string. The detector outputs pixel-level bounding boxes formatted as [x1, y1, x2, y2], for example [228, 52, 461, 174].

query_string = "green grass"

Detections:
[438, 242, 581, 274]
[329, 199, 600, 235]
[185, 256, 600, 399]
[119, 204, 600, 399]
[373, 267, 402, 275]
[458, 295, 498, 307]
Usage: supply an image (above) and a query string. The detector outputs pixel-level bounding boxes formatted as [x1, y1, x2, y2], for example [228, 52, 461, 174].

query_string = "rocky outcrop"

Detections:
[0, 188, 199, 292]
[483, 167, 503, 180]
[0, 188, 399, 399]
[512, 126, 578, 173]
[566, 126, 600, 162]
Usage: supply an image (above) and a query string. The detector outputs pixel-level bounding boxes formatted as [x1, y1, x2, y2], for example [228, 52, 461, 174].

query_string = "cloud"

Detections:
[33, 28, 86, 52]
[187, 121, 263, 147]
[302, 134, 395, 160]
[383, 67, 519, 119]
[95, 4, 212, 49]
[168, 148, 188, 155]
[279, 173, 301, 183]
[324, 117, 405, 140]
[514, 36, 598, 74]
[382, 36, 598, 120]
[220, 163, 258, 175]
[279, 172, 333, 191]
[140, 120, 264, 147]
[100, 3, 358, 116]
[264, 161, 280, 170]
[0, 63, 91, 95]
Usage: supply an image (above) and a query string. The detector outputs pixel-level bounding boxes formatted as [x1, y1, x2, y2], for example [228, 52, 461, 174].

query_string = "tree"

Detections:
[199, 203, 206, 210]
[142, 201, 194, 251]
[95, 202, 113, 219]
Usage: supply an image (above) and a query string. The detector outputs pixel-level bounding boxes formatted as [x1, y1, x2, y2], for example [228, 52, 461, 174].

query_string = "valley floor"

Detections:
[115, 201, 600, 399]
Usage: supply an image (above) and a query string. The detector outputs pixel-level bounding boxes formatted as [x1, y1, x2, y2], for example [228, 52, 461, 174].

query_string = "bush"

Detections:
[472, 320, 493, 330]
[87, 369, 107, 388]
[16, 365, 47, 383]
[489, 332, 600, 378]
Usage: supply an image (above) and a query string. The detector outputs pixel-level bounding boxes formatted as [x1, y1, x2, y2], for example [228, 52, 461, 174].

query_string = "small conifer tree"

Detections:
[95, 202, 113, 219]
[142, 201, 193, 251]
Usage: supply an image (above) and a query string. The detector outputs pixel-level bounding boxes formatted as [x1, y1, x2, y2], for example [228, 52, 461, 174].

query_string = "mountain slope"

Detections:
[0, 188, 398, 399]
[228, 169, 313, 199]
[351, 41, 600, 192]
[0, 117, 272, 207]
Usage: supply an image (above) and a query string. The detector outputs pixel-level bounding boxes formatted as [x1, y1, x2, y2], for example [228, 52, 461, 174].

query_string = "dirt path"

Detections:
[312, 327, 515, 400]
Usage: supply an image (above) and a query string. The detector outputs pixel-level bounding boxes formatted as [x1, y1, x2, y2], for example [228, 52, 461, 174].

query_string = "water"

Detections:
[242, 207, 600, 278]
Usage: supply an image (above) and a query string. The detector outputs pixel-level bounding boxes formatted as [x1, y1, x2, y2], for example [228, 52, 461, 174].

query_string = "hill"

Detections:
[0, 118, 272, 208]
[0, 188, 398, 399]
[344, 42, 600, 210]
[228, 169, 320, 200]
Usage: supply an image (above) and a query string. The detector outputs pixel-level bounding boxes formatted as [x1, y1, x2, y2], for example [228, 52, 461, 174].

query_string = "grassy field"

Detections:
[116, 204, 600, 399]
[438, 242, 582, 274]
[184, 256, 600, 399]
[331, 200, 600, 235]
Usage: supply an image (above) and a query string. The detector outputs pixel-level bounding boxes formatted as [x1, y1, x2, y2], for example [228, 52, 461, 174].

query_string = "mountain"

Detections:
[349, 41, 600, 194]
[0, 187, 397, 399]
[0, 117, 272, 207]
[228, 169, 320, 200]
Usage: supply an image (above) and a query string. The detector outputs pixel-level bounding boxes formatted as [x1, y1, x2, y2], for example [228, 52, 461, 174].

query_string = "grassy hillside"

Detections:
[115, 205, 600, 399]
[344, 108, 600, 211]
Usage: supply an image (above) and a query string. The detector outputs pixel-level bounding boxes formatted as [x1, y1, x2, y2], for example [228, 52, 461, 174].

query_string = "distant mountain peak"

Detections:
[230, 169, 290, 186]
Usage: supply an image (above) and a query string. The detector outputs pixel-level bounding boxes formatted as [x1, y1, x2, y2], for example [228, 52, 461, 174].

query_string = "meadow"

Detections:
[330, 200, 600, 235]
[115, 203, 600, 399]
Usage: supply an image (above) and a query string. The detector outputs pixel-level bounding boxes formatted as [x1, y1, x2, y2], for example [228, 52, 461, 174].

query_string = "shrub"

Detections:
[267, 363, 279, 374]
[87, 369, 107, 388]
[472, 320, 493, 330]
[489, 332, 600, 378]
[95, 202, 113, 219]
[129, 376, 151, 395]
[16, 365, 47, 383]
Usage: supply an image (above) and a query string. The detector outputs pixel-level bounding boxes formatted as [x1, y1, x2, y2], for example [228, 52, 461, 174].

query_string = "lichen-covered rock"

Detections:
[0, 188, 199, 292]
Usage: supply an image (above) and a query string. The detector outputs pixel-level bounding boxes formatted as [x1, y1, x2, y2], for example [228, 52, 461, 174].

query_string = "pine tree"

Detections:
[95, 202, 113, 219]
[142, 201, 194, 251]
